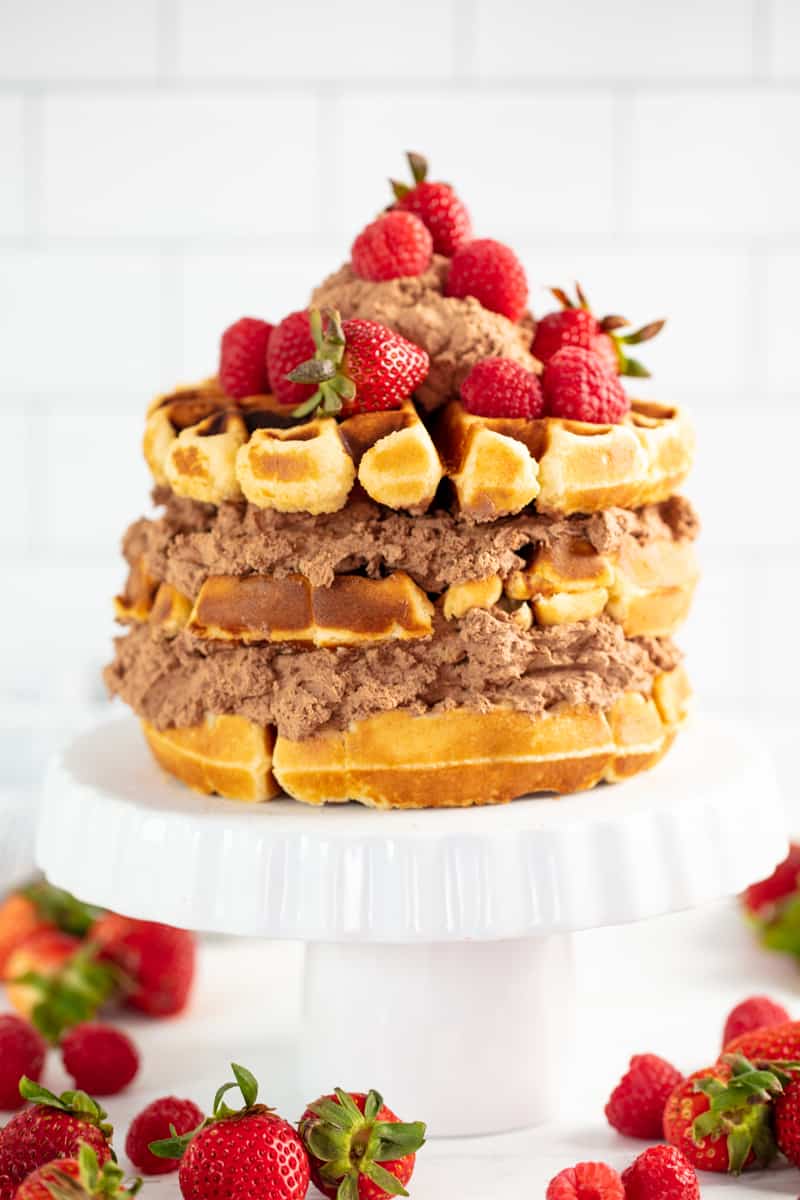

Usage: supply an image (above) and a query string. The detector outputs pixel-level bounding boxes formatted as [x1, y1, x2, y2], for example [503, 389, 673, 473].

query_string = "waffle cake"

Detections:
[105, 159, 698, 809]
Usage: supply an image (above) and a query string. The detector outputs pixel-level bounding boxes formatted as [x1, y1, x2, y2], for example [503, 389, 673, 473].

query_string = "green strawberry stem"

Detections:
[288, 308, 356, 419]
[548, 282, 665, 378]
[18, 1077, 113, 1142]
[692, 1055, 788, 1174]
[41, 1144, 141, 1200]
[14, 944, 122, 1043]
[390, 150, 429, 201]
[21, 882, 104, 939]
[149, 1062, 263, 1159]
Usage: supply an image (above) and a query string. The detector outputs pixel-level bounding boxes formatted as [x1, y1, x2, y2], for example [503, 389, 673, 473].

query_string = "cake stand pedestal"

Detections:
[37, 716, 785, 1137]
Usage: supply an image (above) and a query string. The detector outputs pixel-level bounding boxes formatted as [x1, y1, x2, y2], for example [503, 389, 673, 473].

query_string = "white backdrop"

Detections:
[0, 0, 798, 809]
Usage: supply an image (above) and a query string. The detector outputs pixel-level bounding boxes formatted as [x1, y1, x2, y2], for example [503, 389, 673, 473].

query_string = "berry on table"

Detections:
[546, 1161, 624, 1200]
[722, 995, 790, 1049]
[13, 1144, 139, 1200]
[0, 1014, 46, 1110]
[391, 150, 472, 256]
[89, 913, 196, 1018]
[604, 1053, 684, 1140]
[61, 1022, 140, 1096]
[125, 1095, 205, 1175]
[445, 238, 528, 322]
[621, 1144, 700, 1200]
[460, 357, 544, 419]
[352, 210, 433, 282]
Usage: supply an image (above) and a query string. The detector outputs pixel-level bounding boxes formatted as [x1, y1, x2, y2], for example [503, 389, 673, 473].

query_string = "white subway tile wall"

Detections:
[0, 0, 796, 797]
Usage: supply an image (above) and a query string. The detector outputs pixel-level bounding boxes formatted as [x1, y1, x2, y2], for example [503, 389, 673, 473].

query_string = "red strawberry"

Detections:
[0, 1079, 113, 1200]
[604, 1053, 684, 1139]
[774, 1072, 800, 1166]
[299, 1088, 425, 1200]
[89, 914, 195, 1018]
[445, 238, 528, 322]
[0, 897, 51, 980]
[125, 1095, 204, 1175]
[219, 317, 273, 399]
[14, 1144, 138, 1200]
[543, 346, 630, 425]
[0, 885, 96, 980]
[0, 1015, 46, 1110]
[662, 1056, 785, 1173]
[61, 1022, 140, 1096]
[743, 843, 800, 916]
[391, 151, 472, 256]
[545, 1161, 624, 1200]
[267, 310, 317, 408]
[723, 1018, 800, 1060]
[531, 283, 664, 378]
[288, 308, 428, 419]
[460, 357, 544, 419]
[621, 1145, 700, 1200]
[351, 210, 433, 282]
[5, 932, 117, 1042]
[722, 996, 790, 1049]
[149, 1063, 309, 1200]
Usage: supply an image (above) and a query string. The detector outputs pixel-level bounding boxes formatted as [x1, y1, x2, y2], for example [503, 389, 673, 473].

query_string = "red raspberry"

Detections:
[622, 1145, 700, 1200]
[533, 307, 618, 375]
[604, 1053, 684, 1139]
[351, 210, 433, 282]
[543, 346, 630, 424]
[125, 1095, 205, 1174]
[445, 238, 528, 322]
[546, 1161, 624, 1200]
[460, 357, 544, 419]
[60, 1022, 140, 1096]
[392, 152, 472, 256]
[218, 316, 273, 399]
[722, 995, 790, 1048]
[266, 310, 317, 408]
[0, 1014, 46, 1110]
[743, 843, 800, 916]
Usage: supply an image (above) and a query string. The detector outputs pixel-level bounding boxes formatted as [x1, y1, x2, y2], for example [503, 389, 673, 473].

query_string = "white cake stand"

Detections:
[37, 716, 785, 1137]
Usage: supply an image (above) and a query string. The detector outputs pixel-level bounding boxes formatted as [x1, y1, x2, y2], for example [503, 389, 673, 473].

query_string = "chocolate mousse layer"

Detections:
[311, 256, 538, 410]
[125, 490, 699, 600]
[105, 611, 680, 743]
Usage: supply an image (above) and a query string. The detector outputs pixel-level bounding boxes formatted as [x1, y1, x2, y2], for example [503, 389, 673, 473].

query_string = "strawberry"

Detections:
[150, 1063, 309, 1200]
[460, 357, 544, 419]
[743, 843, 800, 917]
[125, 1096, 204, 1175]
[61, 1023, 140, 1096]
[662, 1055, 787, 1174]
[604, 1053, 684, 1140]
[390, 151, 472, 256]
[722, 996, 790, 1049]
[0, 1015, 46, 1110]
[543, 346, 630, 425]
[723, 1019, 800, 1060]
[545, 1162, 624, 1200]
[531, 283, 664, 378]
[351, 210, 433, 282]
[219, 317, 273, 400]
[267, 310, 317, 408]
[445, 238, 528, 322]
[621, 1145, 700, 1200]
[299, 1088, 425, 1200]
[5, 932, 118, 1043]
[89, 914, 195, 1018]
[288, 308, 429, 420]
[774, 1072, 800, 1166]
[13, 1144, 139, 1200]
[0, 885, 97, 980]
[0, 1079, 113, 1200]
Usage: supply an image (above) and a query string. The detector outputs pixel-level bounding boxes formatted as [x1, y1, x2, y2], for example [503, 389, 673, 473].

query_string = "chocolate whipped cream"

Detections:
[311, 256, 537, 410]
[105, 612, 680, 743]
[127, 490, 698, 600]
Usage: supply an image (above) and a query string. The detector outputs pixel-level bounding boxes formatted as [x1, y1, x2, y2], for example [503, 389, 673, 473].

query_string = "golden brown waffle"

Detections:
[140, 665, 690, 809]
[143, 383, 693, 520]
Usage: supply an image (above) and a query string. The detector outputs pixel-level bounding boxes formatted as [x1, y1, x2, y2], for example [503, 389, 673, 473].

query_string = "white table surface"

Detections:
[4, 901, 800, 1197]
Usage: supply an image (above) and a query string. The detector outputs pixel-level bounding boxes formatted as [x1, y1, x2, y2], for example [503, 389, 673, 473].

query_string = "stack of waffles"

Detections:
[106, 159, 697, 810]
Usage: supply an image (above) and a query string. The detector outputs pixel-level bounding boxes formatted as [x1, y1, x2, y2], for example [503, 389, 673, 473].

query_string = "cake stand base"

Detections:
[301, 936, 574, 1136]
[36, 715, 786, 1136]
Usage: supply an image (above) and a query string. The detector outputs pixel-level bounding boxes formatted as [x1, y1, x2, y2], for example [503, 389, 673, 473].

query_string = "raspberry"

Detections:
[445, 238, 528, 322]
[352, 210, 433, 282]
[604, 1053, 684, 1139]
[267, 310, 317, 407]
[546, 1161, 624, 1200]
[621, 1145, 700, 1200]
[60, 1022, 140, 1096]
[543, 346, 630, 424]
[460, 357, 544, 419]
[0, 1014, 46, 1110]
[722, 995, 790, 1048]
[218, 316, 272, 399]
[125, 1095, 205, 1174]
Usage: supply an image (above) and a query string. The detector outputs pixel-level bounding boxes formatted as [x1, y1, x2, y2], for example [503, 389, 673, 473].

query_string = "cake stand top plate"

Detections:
[37, 715, 785, 942]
